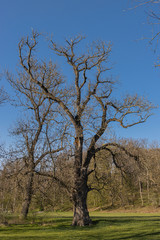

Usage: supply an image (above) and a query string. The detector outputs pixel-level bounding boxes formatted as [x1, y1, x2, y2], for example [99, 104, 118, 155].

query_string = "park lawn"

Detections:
[0, 211, 160, 239]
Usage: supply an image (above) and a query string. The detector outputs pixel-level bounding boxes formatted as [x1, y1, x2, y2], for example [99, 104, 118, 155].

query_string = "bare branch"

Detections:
[34, 170, 71, 194]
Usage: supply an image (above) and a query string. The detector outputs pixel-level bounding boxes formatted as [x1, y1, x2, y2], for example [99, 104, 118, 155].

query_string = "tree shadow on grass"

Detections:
[1, 215, 160, 240]
[117, 231, 160, 240]
[92, 215, 160, 224]
[91, 216, 160, 240]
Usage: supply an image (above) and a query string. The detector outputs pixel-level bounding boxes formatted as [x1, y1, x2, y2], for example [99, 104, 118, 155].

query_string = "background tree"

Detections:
[0, 80, 7, 106]
[7, 66, 66, 219]
[132, 0, 160, 66]
[16, 31, 154, 226]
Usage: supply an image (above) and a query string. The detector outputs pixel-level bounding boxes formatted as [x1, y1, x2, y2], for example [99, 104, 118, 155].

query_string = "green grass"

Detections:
[1, 211, 160, 239]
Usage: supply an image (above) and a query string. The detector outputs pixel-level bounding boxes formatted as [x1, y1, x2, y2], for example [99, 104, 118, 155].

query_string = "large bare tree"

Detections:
[17, 31, 154, 226]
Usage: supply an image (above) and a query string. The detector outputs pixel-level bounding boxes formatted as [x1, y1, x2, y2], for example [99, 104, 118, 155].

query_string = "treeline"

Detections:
[1, 139, 160, 215]
[88, 141, 160, 209]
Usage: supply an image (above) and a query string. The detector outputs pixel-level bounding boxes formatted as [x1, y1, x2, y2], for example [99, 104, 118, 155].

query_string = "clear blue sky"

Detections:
[0, 0, 160, 146]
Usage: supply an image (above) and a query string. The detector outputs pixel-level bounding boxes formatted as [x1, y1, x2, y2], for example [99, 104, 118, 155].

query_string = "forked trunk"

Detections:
[20, 172, 34, 219]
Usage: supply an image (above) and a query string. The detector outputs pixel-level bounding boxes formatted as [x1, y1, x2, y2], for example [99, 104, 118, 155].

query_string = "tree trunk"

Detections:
[138, 177, 144, 207]
[72, 125, 92, 226]
[72, 171, 91, 226]
[20, 172, 34, 219]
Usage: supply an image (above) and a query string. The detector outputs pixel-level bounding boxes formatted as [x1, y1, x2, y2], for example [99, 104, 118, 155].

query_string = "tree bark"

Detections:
[138, 177, 144, 207]
[72, 125, 92, 226]
[72, 170, 91, 226]
[20, 172, 34, 219]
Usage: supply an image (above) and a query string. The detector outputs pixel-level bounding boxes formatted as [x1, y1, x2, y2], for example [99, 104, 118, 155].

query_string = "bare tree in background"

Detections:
[17, 31, 154, 226]
[132, 0, 160, 66]
[0, 80, 8, 166]
[0, 82, 7, 105]
[7, 66, 66, 219]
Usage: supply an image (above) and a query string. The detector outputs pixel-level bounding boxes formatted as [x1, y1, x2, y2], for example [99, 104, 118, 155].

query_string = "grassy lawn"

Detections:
[0, 211, 160, 239]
